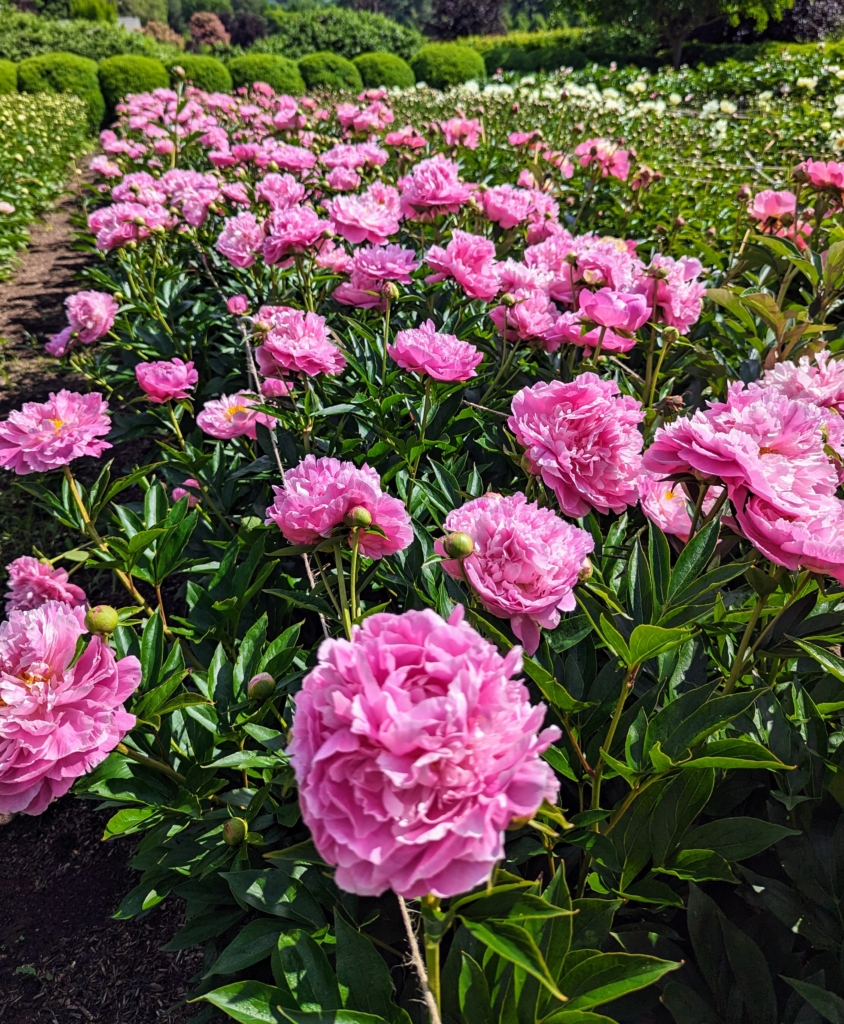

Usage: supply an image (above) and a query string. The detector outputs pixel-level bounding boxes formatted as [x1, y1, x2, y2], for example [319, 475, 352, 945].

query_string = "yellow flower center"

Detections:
[225, 404, 248, 420]
[48, 418, 64, 433]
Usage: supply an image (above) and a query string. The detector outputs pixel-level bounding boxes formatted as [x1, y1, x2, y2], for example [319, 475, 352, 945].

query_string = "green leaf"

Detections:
[680, 818, 799, 862]
[570, 900, 620, 951]
[208, 920, 289, 976]
[666, 519, 720, 602]
[683, 738, 793, 770]
[541, 1013, 618, 1024]
[597, 615, 630, 665]
[656, 849, 735, 883]
[275, 931, 341, 1013]
[793, 638, 844, 683]
[458, 891, 575, 922]
[628, 625, 690, 665]
[157, 692, 214, 715]
[782, 977, 844, 1023]
[458, 954, 492, 1024]
[197, 981, 296, 1022]
[648, 522, 672, 608]
[335, 916, 406, 1023]
[223, 869, 325, 928]
[461, 919, 566, 1001]
[650, 769, 715, 867]
[160, 908, 247, 951]
[559, 953, 680, 1010]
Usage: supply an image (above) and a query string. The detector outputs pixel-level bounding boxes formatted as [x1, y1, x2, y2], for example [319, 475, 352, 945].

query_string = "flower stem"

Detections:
[333, 542, 353, 640]
[397, 896, 442, 1024]
[382, 293, 391, 384]
[591, 664, 639, 812]
[407, 377, 432, 508]
[349, 528, 361, 622]
[723, 591, 770, 694]
[166, 401, 186, 449]
[116, 742, 185, 783]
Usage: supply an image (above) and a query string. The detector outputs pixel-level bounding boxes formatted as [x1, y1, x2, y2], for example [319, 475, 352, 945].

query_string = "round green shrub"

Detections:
[167, 54, 232, 93]
[17, 52, 105, 129]
[410, 43, 485, 90]
[352, 51, 414, 89]
[99, 54, 168, 115]
[298, 51, 362, 93]
[0, 59, 16, 94]
[68, 0, 117, 22]
[226, 53, 304, 95]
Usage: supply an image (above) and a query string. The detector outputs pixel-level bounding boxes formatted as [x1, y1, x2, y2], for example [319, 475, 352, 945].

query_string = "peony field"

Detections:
[3, 17, 844, 1024]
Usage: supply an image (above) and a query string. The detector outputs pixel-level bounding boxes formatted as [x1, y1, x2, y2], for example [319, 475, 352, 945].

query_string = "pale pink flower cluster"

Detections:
[46, 291, 119, 357]
[290, 606, 560, 897]
[389, 320, 482, 381]
[135, 357, 198, 403]
[0, 391, 112, 475]
[0, 601, 140, 815]
[327, 182, 401, 246]
[426, 230, 499, 301]
[509, 375, 644, 516]
[440, 117, 481, 149]
[399, 155, 476, 219]
[255, 306, 346, 379]
[574, 138, 631, 181]
[637, 473, 722, 543]
[437, 493, 594, 654]
[265, 454, 411, 558]
[196, 392, 274, 440]
[4, 556, 86, 614]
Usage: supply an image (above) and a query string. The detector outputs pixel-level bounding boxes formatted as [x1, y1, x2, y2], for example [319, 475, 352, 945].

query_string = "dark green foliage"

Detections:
[17, 52, 105, 129]
[69, 0, 118, 22]
[0, 60, 17, 94]
[227, 53, 305, 94]
[410, 41, 485, 88]
[297, 50, 363, 91]
[256, 5, 422, 60]
[352, 50, 415, 88]
[0, 10, 170, 63]
[99, 55, 169, 115]
[168, 53, 232, 92]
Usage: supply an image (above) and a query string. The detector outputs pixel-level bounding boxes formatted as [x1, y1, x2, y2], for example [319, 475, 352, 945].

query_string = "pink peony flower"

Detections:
[440, 117, 481, 149]
[579, 287, 650, 332]
[748, 189, 796, 223]
[490, 290, 557, 343]
[47, 291, 119, 356]
[643, 383, 837, 518]
[263, 207, 328, 262]
[172, 478, 200, 507]
[265, 454, 411, 559]
[482, 184, 535, 229]
[261, 377, 294, 399]
[289, 605, 560, 897]
[389, 319, 482, 381]
[544, 311, 634, 355]
[436, 493, 594, 654]
[90, 155, 122, 179]
[325, 166, 361, 192]
[801, 159, 844, 194]
[196, 392, 274, 440]
[399, 155, 475, 219]
[327, 182, 401, 246]
[4, 556, 86, 614]
[758, 350, 844, 413]
[425, 230, 499, 302]
[255, 172, 306, 210]
[333, 271, 384, 310]
[0, 601, 140, 815]
[637, 473, 722, 543]
[574, 138, 630, 181]
[216, 212, 265, 268]
[352, 244, 419, 283]
[0, 391, 111, 475]
[255, 306, 346, 379]
[135, 357, 198, 404]
[227, 294, 249, 315]
[634, 255, 705, 333]
[509, 375, 644, 516]
[384, 124, 427, 149]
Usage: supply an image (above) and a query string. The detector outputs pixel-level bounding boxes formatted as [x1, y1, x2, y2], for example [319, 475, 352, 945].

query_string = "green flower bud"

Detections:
[247, 672, 275, 702]
[223, 817, 248, 846]
[577, 558, 593, 583]
[84, 605, 119, 635]
[344, 506, 372, 529]
[444, 532, 474, 559]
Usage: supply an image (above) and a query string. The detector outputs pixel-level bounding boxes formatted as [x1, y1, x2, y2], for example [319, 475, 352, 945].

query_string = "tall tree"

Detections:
[572, 0, 795, 67]
[428, 0, 506, 38]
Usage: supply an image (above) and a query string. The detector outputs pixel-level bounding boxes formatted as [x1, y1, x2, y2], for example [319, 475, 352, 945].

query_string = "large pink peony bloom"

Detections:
[135, 357, 198, 403]
[0, 391, 111, 475]
[425, 230, 499, 302]
[579, 287, 650, 332]
[436, 493, 594, 654]
[643, 383, 837, 517]
[482, 184, 535, 229]
[4, 556, 86, 614]
[399, 155, 476, 219]
[255, 172, 306, 210]
[289, 605, 560, 897]
[265, 454, 411, 559]
[215, 212, 265, 268]
[255, 306, 346, 379]
[634, 255, 705, 333]
[196, 392, 274, 440]
[509, 375, 644, 516]
[758, 350, 844, 413]
[389, 319, 482, 381]
[327, 182, 401, 246]
[352, 244, 419, 283]
[748, 189, 796, 223]
[263, 207, 328, 262]
[47, 290, 119, 357]
[0, 601, 140, 815]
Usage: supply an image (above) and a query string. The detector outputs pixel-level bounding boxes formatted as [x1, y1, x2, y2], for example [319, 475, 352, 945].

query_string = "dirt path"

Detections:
[0, 185, 87, 418]
[0, 189, 206, 1023]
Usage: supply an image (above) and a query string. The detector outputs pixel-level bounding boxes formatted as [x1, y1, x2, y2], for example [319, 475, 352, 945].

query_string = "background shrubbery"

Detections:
[411, 41, 486, 86]
[254, 5, 422, 61]
[227, 51, 304, 92]
[353, 51, 416, 88]
[17, 51, 104, 129]
[298, 50, 363, 90]
[98, 54, 168, 114]
[0, 9, 176, 63]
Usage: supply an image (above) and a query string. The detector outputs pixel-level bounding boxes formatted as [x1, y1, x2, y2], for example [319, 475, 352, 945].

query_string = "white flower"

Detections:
[603, 87, 620, 99]
[797, 76, 818, 91]
[521, 75, 536, 86]
[669, 93, 682, 105]
[830, 130, 844, 152]
[836, 69, 844, 80]
[719, 99, 737, 114]
[701, 99, 719, 115]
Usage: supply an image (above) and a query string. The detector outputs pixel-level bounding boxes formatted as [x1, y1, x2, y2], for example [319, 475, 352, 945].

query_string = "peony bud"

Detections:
[577, 558, 593, 583]
[223, 817, 248, 845]
[85, 604, 119, 635]
[383, 281, 401, 302]
[344, 506, 372, 529]
[662, 326, 680, 344]
[444, 532, 474, 559]
[247, 672, 275, 702]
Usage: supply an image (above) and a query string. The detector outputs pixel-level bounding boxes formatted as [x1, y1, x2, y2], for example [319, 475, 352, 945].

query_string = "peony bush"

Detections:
[2, 72, 844, 1023]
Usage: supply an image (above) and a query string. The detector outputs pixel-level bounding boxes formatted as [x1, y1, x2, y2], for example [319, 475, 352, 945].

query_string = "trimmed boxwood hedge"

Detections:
[298, 51, 362, 92]
[0, 59, 17, 94]
[17, 51, 104, 129]
[226, 53, 304, 95]
[352, 51, 414, 89]
[98, 54, 168, 116]
[410, 43, 484, 90]
[168, 54, 232, 93]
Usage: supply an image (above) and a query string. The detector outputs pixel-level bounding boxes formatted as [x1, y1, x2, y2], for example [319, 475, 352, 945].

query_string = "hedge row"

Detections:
[0, 44, 488, 129]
